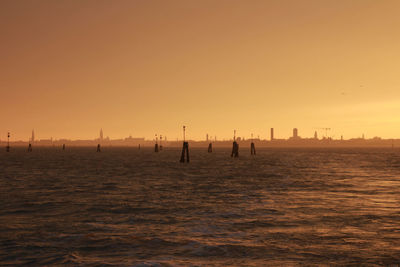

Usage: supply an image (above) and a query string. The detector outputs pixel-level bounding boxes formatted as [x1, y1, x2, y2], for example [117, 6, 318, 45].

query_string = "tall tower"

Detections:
[314, 131, 318, 139]
[206, 134, 209, 142]
[293, 128, 298, 139]
[100, 128, 103, 141]
[31, 129, 35, 143]
[270, 128, 274, 141]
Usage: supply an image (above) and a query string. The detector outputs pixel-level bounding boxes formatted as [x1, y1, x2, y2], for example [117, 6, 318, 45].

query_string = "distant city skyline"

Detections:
[0, 127, 391, 143]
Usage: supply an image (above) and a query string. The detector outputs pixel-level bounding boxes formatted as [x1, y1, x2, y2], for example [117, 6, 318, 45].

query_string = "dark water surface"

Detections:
[1, 147, 400, 266]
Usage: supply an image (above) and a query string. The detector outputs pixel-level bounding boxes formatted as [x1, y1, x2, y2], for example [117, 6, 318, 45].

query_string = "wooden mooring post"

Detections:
[180, 126, 189, 163]
[208, 143, 212, 153]
[154, 134, 159, 152]
[231, 130, 239, 157]
[250, 133, 256, 155]
[6, 132, 10, 152]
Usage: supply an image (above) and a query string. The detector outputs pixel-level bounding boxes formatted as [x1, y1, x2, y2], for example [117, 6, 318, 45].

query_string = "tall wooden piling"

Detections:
[208, 143, 212, 153]
[250, 133, 256, 155]
[231, 142, 239, 157]
[28, 143, 32, 152]
[231, 130, 239, 157]
[6, 132, 10, 152]
[251, 142, 256, 155]
[180, 142, 189, 163]
[154, 134, 159, 152]
[62, 144, 65, 150]
[97, 144, 101, 152]
[180, 126, 189, 163]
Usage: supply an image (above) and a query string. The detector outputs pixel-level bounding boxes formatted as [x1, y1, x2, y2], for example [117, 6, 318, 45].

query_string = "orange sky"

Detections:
[1, 0, 400, 141]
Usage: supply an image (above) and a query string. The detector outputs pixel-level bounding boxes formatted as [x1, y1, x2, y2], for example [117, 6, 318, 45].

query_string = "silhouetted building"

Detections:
[124, 136, 145, 143]
[293, 128, 298, 139]
[38, 139, 53, 145]
[100, 128, 103, 141]
[314, 131, 318, 139]
[31, 129, 35, 143]
[270, 128, 274, 141]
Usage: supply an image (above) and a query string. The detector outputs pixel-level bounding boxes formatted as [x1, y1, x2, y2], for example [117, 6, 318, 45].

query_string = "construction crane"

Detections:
[314, 128, 331, 139]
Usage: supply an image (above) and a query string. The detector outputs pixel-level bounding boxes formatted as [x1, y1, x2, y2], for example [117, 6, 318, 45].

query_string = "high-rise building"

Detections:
[206, 134, 209, 142]
[100, 128, 103, 141]
[293, 128, 298, 139]
[314, 131, 318, 139]
[31, 129, 35, 143]
[270, 128, 274, 141]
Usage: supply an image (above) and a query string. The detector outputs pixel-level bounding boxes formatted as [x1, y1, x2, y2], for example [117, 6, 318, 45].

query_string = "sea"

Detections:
[1, 147, 400, 266]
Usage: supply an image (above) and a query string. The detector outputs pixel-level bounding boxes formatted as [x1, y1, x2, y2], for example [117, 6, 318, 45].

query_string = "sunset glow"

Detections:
[2, 0, 400, 140]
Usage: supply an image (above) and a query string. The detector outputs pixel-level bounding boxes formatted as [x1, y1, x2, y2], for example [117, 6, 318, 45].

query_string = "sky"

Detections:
[1, 0, 400, 141]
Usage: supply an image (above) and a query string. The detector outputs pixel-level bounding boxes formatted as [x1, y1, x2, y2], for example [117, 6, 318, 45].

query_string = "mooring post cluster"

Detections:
[4, 128, 260, 162]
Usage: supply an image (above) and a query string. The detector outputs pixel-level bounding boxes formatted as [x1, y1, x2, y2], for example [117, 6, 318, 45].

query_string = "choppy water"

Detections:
[1, 147, 400, 266]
